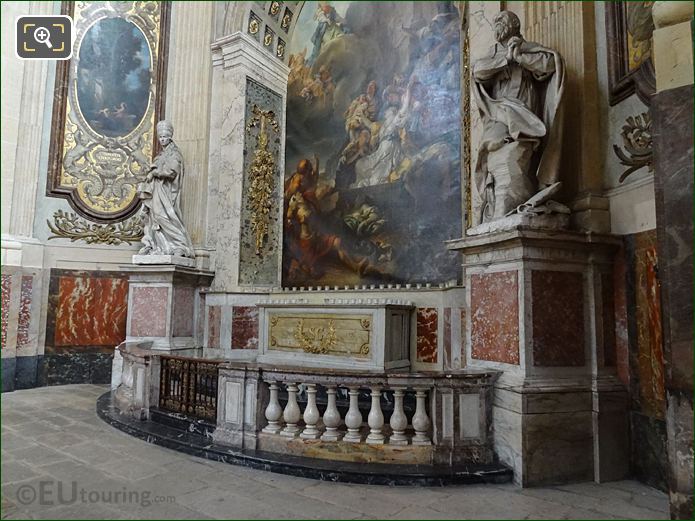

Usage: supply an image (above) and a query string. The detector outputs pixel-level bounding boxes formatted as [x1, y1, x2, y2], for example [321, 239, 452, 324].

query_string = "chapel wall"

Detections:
[1, 1, 216, 391]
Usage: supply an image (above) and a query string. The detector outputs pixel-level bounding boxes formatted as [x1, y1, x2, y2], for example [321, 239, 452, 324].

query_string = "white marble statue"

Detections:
[472, 10, 566, 224]
[137, 120, 194, 258]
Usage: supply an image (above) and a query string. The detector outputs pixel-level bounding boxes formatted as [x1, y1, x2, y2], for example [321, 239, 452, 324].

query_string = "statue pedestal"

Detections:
[448, 227, 628, 485]
[132, 255, 195, 268]
[466, 213, 569, 236]
[122, 263, 214, 350]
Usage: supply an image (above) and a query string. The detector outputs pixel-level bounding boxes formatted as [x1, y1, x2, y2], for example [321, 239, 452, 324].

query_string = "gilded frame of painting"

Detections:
[46, 1, 170, 223]
[605, 1, 656, 106]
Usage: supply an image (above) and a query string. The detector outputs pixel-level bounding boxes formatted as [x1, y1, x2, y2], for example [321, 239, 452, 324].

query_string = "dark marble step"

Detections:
[149, 407, 216, 438]
[97, 391, 513, 486]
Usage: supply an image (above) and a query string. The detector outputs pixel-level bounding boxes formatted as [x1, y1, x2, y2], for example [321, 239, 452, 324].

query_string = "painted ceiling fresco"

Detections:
[283, 1, 462, 286]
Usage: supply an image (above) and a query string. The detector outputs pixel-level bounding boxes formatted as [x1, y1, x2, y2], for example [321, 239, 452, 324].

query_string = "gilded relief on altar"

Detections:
[283, 1, 462, 287]
[47, 1, 170, 222]
[268, 313, 371, 357]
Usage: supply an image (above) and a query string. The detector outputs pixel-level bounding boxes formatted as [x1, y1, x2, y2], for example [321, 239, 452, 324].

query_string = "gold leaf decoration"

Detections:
[246, 104, 280, 257]
[47, 210, 144, 245]
[293, 319, 338, 354]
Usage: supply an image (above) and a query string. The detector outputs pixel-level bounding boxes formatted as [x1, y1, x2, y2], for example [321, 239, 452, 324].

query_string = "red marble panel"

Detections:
[172, 287, 195, 337]
[614, 244, 629, 387]
[442, 307, 452, 368]
[16, 276, 33, 349]
[231, 306, 259, 350]
[54, 276, 129, 346]
[460, 307, 466, 367]
[531, 270, 585, 367]
[208, 306, 221, 349]
[1, 274, 10, 349]
[129, 286, 168, 338]
[416, 307, 438, 363]
[635, 231, 665, 419]
[470, 271, 519, 365]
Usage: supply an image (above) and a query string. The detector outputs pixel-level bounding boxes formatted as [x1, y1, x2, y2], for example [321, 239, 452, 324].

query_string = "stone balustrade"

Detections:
[260, 379, 433, 446]
[112, 342, 499, 466]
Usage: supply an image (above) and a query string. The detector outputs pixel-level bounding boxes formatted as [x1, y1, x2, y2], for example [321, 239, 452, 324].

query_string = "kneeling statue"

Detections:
[473, 10, 567, 224]
[137, 120, 194, 258]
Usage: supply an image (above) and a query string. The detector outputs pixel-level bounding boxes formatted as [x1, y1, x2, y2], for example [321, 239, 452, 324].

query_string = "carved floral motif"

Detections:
[613, 112, 653, 183]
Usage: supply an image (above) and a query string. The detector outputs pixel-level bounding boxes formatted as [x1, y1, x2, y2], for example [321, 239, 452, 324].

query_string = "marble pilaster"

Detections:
[208, 32, 289, 293]
[166, 2, 215, 260]
[651, 6, 694, 513]
[524, 2, 608, 232]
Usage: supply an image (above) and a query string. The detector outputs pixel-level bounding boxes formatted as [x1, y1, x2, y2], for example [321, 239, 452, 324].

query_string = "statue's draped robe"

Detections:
[140, 142, 194, 257]
[472, 40, 565, 216]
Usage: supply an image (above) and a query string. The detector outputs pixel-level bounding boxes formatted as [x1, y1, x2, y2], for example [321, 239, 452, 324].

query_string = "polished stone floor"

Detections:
[1, 384, 669, 520]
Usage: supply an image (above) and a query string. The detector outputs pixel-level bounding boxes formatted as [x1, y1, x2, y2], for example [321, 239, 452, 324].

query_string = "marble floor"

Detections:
[1, 384, 669, 520]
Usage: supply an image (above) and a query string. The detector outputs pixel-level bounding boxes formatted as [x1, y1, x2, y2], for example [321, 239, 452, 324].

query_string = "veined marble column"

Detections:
[166, 2, 214, 264]
[3, 1, 53, 244]
[208, 32, 288, 292]
[650, 3, 694, 518]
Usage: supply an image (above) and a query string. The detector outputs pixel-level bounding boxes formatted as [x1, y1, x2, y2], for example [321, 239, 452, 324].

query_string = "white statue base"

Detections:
[466, 212, 569, 236]
[132, 254, 195, 267]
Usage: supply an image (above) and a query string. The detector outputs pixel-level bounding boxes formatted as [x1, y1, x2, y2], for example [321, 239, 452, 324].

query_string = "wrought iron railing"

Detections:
[159, 356, 219, 422]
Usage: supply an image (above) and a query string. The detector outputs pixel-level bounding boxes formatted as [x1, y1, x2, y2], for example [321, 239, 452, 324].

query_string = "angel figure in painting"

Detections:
[137, 120, 194, 258]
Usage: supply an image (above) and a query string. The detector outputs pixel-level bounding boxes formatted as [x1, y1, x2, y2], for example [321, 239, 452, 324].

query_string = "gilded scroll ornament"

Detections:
[613, 112, 653, 183]
[246, 104, 280, 256]
[47, 210, 144, 245]
[293, 319, 338, 354]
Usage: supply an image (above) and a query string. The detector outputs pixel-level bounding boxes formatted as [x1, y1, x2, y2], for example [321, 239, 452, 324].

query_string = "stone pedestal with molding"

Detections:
[123, 264, 213, 350]
[448, 226, 627, 485]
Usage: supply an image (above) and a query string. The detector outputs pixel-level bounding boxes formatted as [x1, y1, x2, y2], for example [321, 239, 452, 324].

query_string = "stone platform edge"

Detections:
[96, 391, 513, 486]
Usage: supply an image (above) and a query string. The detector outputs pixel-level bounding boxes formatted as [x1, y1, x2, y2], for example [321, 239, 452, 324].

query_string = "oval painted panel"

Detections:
[76, 17, 151, 138]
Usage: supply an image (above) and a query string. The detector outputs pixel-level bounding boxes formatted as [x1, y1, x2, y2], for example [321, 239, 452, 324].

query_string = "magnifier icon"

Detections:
[33, 26, 53, 49]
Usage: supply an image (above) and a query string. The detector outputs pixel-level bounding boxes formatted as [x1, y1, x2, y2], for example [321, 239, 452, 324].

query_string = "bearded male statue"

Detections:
[472, 10, 565, 224]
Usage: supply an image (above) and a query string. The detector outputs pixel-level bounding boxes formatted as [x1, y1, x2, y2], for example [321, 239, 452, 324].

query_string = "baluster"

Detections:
[366, 386, 385, 444]
[389, 387, 408, 445]
[263, 381, 283, 434]
[300, 383, 321, 439]
[321, 385, 342, 441]
[281, 382, 301, 437]
[343, 387, 363, 442]
[412, 387, 432, 445]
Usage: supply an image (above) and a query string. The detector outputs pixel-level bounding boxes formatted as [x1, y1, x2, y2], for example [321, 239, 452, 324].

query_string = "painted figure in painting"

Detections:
[626, 1, 654, 70]
[137, 121, 194, 258]
[284, 158, 387, 282]
[473, 10, 565, 222]
[309, 1, 348, 65]
[76, 17, 151, 138]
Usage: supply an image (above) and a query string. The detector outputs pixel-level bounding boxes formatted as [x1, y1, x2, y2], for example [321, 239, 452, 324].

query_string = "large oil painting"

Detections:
[283, 1, 462, 286]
